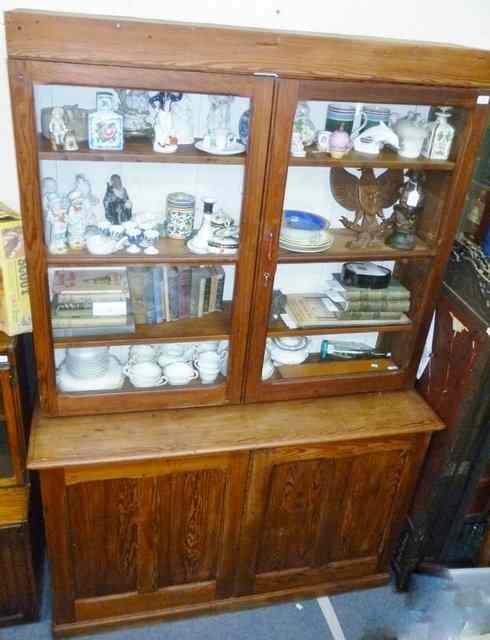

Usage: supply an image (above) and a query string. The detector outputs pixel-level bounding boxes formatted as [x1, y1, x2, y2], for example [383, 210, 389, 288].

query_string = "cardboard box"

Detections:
[0, 202, 32, 335]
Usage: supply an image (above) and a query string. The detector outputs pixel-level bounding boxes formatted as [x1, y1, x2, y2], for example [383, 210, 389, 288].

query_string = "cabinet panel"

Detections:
[46, 452, 248, 626]
[237, 436, 427, 595]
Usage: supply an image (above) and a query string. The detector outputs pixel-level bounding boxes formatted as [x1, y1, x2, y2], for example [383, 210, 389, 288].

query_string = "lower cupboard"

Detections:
[37, 427, 435, 636]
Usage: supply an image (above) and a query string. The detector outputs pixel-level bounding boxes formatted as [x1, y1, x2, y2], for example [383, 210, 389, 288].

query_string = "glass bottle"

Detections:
[422, 107, 455, 161]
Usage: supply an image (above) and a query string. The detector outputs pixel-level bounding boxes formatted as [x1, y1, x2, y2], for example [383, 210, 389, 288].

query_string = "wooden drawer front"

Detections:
[42, 453, 248, 625]
[237, 435, 429, 595]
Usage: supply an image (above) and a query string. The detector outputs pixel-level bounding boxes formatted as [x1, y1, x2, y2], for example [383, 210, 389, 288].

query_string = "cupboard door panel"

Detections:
[157, 469, 225, 587]
[67, 479, 139, 598]
[237, 437, 424, 595]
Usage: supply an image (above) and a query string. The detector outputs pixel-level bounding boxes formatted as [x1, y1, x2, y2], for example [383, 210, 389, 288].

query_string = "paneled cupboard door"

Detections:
[245, 78, 481, 403]
[9, 60, 274, 415]
[235, 435, 430, 596]
[41, 452, 248, 626]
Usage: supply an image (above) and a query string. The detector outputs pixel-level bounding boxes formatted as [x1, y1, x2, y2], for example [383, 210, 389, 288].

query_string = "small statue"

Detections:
[331, 167, 403, 248]
[103, 174, 132, 225]
[46, 196, 69, 254]
[290, 131, 306, 157]
[293, 101, 316, 147]
[206, 95, 234, 140]
[41, 177, 61, 247]
[48, 106, 67, 149]
[172, 94, 194, 144]
[66, 174, 98, 249]
[149, 91, 182, 153]
[62, 129, 79, 151]
[386, 170, 425, 250]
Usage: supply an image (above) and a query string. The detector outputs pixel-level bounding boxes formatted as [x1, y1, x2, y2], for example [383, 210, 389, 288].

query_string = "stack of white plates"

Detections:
[279, 210, 334, 253]
[65, 347, 110, 379]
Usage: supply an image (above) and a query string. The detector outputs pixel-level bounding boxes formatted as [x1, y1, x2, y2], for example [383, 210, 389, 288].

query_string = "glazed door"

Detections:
[245, 78, 478, 403]
[0, 365, 25, 487]
[10, 60, 274, 415]
[42, 452, 248, 626]
[236, 435, 430, 596]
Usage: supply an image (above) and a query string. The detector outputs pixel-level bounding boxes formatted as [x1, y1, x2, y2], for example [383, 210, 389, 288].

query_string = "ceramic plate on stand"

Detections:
[195, 140, 246, 156]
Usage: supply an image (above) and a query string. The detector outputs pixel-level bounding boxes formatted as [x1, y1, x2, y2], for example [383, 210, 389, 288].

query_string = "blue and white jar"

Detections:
[166, 192, 196, 239]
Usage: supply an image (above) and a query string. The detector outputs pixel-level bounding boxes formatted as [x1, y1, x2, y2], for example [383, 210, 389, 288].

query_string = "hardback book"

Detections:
[202, 269, 212, 314]
[190, 267, 209, 318]
[167, 266, 180, 321]
[52, 314, 135, 338]
[52, 267, 129, 297]
[332, 299, 411, 313]
[327, 273, 411, 301]
[53, 295, 128, 318]
[127, 267, 147, 325]
[215, 266, 225, 311]
[162, 266, 170, 322]
[52, 313, 129, 327]
[143, 268, 156, 324]
[152, 267, 164, 323]
[178, 266, 192, 320]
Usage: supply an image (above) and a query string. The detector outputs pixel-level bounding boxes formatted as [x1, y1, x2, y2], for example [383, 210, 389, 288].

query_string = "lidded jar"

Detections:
[166, 192, 196, 239]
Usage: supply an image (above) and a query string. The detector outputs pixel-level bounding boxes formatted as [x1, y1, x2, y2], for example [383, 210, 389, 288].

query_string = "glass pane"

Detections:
[55, 339, 229, 393]
[0, 419, 13, 478]
[264, 330, 403, 382]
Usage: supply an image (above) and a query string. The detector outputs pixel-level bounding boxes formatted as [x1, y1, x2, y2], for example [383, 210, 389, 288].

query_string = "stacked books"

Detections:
[128, 266, 225, 325]
[284, 274, 411, 329]
[51, 268, 135, 337]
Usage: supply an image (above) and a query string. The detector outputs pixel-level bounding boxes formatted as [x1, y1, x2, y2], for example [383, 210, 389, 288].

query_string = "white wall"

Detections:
[1, 0, 490, 209]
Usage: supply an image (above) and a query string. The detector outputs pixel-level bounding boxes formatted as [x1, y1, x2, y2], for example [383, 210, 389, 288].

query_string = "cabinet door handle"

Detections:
[263, 272, 272, 287]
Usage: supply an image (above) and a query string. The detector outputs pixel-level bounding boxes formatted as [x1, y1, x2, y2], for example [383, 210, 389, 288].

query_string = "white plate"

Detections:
[57, 355, 125, 392]
[195, 140, 246, 156]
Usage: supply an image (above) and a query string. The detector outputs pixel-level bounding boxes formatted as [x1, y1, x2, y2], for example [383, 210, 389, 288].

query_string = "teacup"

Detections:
[97, 220, 111, 236]
[215, 128, 236, 151]
[163, 362, 198, 386]
[143, 229, 159, 255]
[123, 361, 166, 387]
[126, 227, 142, 253]
[129, 344, 157, 364]
[195, 341, 219, 354]
[109, 224, 124, 242]
[194, 351, 221, 369]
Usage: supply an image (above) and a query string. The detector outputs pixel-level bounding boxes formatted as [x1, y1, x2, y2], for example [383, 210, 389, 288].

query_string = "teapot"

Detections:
[268, 336, 311, 366]
[393, 111, 429, 159]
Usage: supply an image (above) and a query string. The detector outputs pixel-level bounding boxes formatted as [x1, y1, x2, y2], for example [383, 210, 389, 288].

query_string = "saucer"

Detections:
[195, 140, 246, 156]
[57, 355, 124, 392]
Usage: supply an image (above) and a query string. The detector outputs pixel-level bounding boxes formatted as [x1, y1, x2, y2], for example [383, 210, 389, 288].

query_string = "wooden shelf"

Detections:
[289, 147, 456, 171]
[268, 317, 413, 337]
[278, 229, 435, 263]
[47, 238, 238, 266]
[53, 304, 232, 348]
[275, 356, 398, 379]
[38, 136, 246, 165]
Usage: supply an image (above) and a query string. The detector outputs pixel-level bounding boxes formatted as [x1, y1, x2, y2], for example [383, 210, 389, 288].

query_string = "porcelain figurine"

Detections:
[116, 89, 153, 138]
[291, 130, 306, 157]
[149, 91, 182, 153]
[239, 109, 250, 146]
[172, 94, 194, 144]
[386, 171, 425, 251]
[421, 107, 455, 160]
[328, 124, 352, 159]
[66, 174, 98, 249]
[103, 174, 133, 225]
[68, 174, 98, 225]
[46, 196, 69, 254]
[62, 129, 79, 151]
[393, 111, 428, 159]
[48, 106, 67, 149]
[353, 122, 399, 155]
[206, 95, 234, 140]
[187, 198, 215, 254]
[88, 91, 124, 150]
[293, 101, 316, 147]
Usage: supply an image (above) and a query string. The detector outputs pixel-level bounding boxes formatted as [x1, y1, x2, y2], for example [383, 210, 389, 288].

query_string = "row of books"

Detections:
[284, 275, 411, 328]
[51, 268, 135, 337]
[128, 266, 225, 325]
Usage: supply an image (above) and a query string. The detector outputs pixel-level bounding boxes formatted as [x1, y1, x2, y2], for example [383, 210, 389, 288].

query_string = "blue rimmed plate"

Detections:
[283, 210, 329, 232]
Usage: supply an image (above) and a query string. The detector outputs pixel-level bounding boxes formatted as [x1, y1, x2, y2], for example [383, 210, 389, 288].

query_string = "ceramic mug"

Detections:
[123, 361, 167, 387]
[163, 362, 198, 386]
[129, 344, 157, 364]
[215, 128, 236, 151]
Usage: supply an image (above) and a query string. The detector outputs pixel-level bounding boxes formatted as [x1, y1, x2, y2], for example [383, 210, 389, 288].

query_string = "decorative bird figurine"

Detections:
[330, 167, 403, 248]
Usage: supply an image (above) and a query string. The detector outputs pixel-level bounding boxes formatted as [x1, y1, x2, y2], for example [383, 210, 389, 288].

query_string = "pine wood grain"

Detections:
[6, 11, 490, 88]
[28, 390, 444, 470]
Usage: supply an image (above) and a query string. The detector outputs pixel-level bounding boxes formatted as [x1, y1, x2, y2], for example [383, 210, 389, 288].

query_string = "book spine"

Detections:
[335, 310, 404, 320]
[343, 299, 411, 312]
[152, 267, 163, 323]
[197, 275, 207, 317]
[167, 267, 180, 321]
[178, 267, 192, 320]
[162, 266, 170, 322]
[56, 292, 129, 303]
[127, 267, 147, 325]
[190, 268, 204, 318]
[202, 269, 212, 314]
[143, 269, 156, 324]
[342, 290, 411, 302]
[215, 267, 225, 311]
[52, 314, 129, 327]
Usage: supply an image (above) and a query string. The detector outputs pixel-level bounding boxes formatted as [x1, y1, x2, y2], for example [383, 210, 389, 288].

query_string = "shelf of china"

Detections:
[37, 136, 456, 171]
[45, 230, 434, 266]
